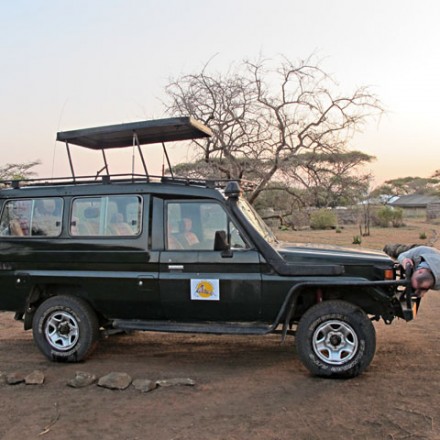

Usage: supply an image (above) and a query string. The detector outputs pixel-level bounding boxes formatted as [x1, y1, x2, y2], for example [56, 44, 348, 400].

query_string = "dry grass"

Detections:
[275, 218, 440, 251]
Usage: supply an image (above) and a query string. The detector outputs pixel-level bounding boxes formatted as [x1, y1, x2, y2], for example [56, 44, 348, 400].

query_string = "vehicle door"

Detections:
[67, 194, 162, 320]
[0, 194, 162, 320]
[158, 199, 262, 321]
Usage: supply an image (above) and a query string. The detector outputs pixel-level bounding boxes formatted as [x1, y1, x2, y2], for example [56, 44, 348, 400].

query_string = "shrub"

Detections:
[419, 232, 427, 239]
[377, 206, 404, 228]
[352, 235, 362, 245]
[310, 209, 337, 230]
[377, 206, 394, 227]
[391, 208, 404, 227]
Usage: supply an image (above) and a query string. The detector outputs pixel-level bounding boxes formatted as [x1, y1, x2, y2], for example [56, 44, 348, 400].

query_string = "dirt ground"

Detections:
[1, 301, 440, 440]
[1, 221, 440, 440]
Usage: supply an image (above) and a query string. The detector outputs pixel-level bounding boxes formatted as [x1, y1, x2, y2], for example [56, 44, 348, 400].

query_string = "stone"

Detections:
[97, 372, 132, 390]
[6, 372, 25, 385]
[0, 371, 7, 385]
[132, 379, 157, 393]
[156, 378, 195, 387]
[67, 371, 97, 388]
[25, 370, 45, 385]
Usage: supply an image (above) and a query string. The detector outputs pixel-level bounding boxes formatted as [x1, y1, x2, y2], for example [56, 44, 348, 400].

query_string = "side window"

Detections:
[0, 198, 63, 237]
[166, 201, 247, 250]
[70, 195, 142, 237]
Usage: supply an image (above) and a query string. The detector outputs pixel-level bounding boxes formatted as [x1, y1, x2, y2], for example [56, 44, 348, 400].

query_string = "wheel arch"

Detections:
[293, 285, 392, 321]
[23, 283, 101, 330]
[277, 280, 395, 341]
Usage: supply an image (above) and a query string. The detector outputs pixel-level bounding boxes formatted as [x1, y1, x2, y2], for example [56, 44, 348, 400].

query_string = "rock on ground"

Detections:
[97, 372, 132, 390]
[156, 378, 195, 387]
[67, 371, 97, 388]
[25, 370, 45, 385]
[6, 372, 25, 385]
[132, 379, 157, 393]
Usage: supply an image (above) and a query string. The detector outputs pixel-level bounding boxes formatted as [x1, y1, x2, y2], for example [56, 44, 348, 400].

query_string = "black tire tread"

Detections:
[296, 300, 376, 378]
[32, 295, 99, 363]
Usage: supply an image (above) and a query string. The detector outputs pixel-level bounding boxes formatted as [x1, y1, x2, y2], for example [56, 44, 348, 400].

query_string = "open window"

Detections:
[165, 201, 247, 251]
[70, 195, 142, 237]
[0, 198, 63, 237]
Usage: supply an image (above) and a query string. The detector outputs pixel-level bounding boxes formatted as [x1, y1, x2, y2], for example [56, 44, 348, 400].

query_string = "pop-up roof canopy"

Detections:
[56, 116, 212, 149]
[56, 117, 212, 181]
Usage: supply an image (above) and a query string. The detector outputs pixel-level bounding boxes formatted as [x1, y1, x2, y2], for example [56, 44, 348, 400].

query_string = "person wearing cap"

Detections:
[398, 246, 440, 297]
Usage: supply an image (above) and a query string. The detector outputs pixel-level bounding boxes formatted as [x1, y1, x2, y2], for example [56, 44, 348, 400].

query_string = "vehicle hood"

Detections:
[275, 242, 393, 266]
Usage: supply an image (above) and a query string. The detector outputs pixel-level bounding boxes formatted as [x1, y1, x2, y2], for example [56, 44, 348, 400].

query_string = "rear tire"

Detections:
[32, 295, 99, 362]
[296, 300, 376, 378]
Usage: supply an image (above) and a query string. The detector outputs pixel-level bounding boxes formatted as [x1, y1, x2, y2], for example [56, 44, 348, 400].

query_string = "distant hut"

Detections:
[387, 194, 440, 218]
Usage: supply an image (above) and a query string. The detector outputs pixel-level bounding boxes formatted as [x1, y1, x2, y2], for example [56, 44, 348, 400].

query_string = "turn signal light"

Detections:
[384, 269, 394, 280]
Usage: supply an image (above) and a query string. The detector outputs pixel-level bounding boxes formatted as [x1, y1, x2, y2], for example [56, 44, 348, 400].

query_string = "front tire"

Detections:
[32, 295, 99, 362]
[296, 300, 376, 378]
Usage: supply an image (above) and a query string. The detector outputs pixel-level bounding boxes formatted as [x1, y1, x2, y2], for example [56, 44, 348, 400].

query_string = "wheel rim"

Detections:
[312, 319, 358, 365]
[44, 311, 80, 351]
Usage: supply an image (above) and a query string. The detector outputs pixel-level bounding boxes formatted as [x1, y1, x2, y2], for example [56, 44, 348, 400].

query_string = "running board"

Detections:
[111, 319, 274, 335]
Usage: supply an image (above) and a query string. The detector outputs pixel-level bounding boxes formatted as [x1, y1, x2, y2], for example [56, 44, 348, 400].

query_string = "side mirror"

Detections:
[214, 230, 229, 251]
[214, 230, 233, 257]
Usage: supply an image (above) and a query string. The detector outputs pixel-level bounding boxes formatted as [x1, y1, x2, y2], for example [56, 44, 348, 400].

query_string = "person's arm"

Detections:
[397, 249, 411, 265]
[397, 246, 429, 267]
[400, 257, 414, 268]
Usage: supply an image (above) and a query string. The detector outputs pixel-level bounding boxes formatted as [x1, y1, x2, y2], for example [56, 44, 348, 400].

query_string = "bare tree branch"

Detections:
[164, 55, 383, 206]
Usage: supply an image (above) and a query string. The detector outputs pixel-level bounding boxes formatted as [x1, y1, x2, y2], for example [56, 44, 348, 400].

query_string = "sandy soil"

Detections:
[1, 291, 440, 440]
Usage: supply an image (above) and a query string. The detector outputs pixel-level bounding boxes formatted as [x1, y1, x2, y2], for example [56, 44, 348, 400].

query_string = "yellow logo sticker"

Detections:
[191, 279, 220, 301]
[196, 281, 214, 298]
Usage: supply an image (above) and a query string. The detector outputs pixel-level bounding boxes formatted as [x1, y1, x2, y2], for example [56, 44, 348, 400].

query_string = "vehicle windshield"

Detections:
[237, 198, 278, 244]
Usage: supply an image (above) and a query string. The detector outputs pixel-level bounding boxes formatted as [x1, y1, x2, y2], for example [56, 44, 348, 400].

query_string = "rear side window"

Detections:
[70, 195, 142, 237]
[0, 198, 63, 237]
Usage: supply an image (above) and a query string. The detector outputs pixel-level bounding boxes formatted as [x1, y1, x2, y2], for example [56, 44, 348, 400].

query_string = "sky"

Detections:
[1, 0, 439, 187]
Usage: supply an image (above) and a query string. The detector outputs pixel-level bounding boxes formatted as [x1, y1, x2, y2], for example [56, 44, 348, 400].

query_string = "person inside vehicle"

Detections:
[4, 201, 30, 236]
[32, 199, 61, 236]
[398, 245, 440, 297]
[177, 217, 199, 248]
[108, 212, 133, 236]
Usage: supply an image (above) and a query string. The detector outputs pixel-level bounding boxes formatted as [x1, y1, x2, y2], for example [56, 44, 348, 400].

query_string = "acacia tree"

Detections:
[165, 55, 382, 204]
[274, 150, 374, 207]
[0, 160, 40, 181]
[371, 175, 440, 198]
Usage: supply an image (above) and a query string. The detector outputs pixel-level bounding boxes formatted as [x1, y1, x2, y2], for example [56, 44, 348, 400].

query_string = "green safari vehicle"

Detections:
[0, 117, 417, 378]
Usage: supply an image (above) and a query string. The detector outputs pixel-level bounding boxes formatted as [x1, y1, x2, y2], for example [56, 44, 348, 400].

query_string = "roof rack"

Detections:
[56, 117, 212, 182]
[0, 174, 155, 189]
[161, 176, 236, 189]
[0, 174, 253, 192]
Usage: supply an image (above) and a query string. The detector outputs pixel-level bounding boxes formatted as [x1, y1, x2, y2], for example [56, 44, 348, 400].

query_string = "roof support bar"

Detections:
[133, 132, 149, 181]
[101, 149, 110, 175]
[65, 142, 76, 183]
[162, 142, 174, 179]
[94, 149, 110, 180]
